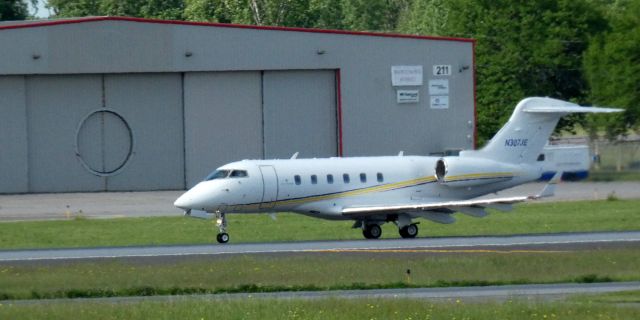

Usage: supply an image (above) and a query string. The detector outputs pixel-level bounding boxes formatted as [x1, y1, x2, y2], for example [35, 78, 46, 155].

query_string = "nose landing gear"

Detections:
[215, 211, 229, 244]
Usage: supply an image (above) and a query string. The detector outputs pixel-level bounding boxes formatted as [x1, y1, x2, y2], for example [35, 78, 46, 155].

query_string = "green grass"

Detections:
[584, 290, 640, 304]
[1, 291, 639, 320]
[1, 200, 639, 249]
[588, 170, 640, 181]
[1, 248, 639, 300]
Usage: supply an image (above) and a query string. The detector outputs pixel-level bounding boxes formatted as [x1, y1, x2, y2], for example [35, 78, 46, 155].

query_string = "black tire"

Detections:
[400, 224, 418, 239]
[366, 224, 382, 239]
[216, 233, 230, 244]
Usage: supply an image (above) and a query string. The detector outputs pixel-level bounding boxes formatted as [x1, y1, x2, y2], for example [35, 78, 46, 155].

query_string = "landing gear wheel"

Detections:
[215, 211, 229, 244]
[216, 232, 229, 244]
[363, 224, 382, 239]
[399, 224, 418, 239]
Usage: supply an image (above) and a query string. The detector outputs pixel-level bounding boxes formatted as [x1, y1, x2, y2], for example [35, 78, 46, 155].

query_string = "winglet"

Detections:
[290, 152, 299, 159]
[536, 171, 562, 198]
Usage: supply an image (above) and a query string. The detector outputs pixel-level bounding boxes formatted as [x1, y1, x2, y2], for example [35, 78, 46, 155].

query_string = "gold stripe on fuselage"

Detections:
[444, 172, 514, 182]
[230, 172, 515, 211]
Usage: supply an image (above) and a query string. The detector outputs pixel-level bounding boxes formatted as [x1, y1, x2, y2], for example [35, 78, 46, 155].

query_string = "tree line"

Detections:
[3, 0, 639, 145]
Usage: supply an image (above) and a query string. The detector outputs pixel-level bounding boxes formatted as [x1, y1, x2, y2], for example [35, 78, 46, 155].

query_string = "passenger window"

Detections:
[294, 175, 301, 185]
[327, 174, 334, 184]
[230, 170, 248, 178]
[537, 154, 545, 162]
[377, 173, 384, 182]
[343, 174, 350, 184]
[360, 173, 367, 183]
[311, 175, 318, 184]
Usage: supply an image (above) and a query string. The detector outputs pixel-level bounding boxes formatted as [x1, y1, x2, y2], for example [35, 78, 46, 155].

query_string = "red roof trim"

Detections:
[0, 16, 475, 43]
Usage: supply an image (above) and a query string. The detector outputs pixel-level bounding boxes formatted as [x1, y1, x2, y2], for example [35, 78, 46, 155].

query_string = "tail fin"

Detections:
[465, 97, 620, 164]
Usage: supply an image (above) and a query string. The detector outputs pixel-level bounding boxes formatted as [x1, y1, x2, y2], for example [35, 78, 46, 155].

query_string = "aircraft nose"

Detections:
[174, 183, 216, 212]
[173, 193, 192, 211]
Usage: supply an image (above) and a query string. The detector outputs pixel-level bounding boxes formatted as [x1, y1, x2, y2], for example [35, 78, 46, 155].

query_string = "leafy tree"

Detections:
[1, 0, 30, 20]
[47, 0, 103, 16]
[184, 0, 310, 26]
[48, 0, 185, 19]
[308, 0, 343, 29]
[341, 0, 407, 31]
[48, 0, 408, 30]
[398, 0, 607, 145]
[183, 0, 244, 23]
[584, 0, 640, 139]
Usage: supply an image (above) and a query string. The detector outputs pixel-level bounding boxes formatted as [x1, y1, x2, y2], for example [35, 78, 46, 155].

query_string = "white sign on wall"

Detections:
[433, 65, 452, 76]
[397, 90, 419, 104]
[428, 79, 449, 95]
[391, 65, 423, 86]
[430, 96, 449, 109]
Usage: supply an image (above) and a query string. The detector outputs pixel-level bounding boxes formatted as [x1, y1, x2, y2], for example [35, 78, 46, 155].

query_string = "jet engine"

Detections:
[435, 157, 517, 187]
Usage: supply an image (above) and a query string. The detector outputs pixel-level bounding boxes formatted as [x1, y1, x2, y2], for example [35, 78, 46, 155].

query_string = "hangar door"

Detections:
[183, 72, 263, 186]
[263, 70, 337, 159]
[183, 70, 337, 187]
[26, 74, 184, 192]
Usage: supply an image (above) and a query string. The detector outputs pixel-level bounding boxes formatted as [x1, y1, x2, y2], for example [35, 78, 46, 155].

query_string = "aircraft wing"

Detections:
[342, 172, 562, 217]
[341, 195, 530, 216]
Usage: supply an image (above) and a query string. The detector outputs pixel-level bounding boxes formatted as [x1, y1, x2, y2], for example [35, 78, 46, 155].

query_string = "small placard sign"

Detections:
[397, 90, 419, 104]
[391, 65, 423, 86]
[428, 79, 449, 95]
[430, 95, 449, 109]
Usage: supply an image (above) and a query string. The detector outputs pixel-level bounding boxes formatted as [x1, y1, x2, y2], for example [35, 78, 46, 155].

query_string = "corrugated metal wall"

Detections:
[262, 70, 337, 160]
[183, 71, 264, 185]
[183, 70, 337, 187]
[0, 76, 28, 193]
[0, 19, 475, 193]
[0, 70, 338, 192]
[2, 74, 184, 193]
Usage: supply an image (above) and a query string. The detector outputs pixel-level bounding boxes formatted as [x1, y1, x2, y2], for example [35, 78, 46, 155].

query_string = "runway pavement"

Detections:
[5, 281, 640, 305]
[1, 181, 639, 221]
[2, 231, 639, 262]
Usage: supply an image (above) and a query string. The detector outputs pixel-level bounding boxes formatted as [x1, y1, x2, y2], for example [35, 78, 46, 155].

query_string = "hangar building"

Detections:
[0, 17, 475, 193]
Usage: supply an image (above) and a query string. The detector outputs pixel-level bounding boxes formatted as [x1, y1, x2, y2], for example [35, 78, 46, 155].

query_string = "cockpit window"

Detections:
[230, 170, 248, 178]
[205, 169, 230, 181]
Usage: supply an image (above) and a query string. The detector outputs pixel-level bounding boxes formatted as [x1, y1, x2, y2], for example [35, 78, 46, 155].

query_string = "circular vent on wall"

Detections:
[75, 110, 133, 176]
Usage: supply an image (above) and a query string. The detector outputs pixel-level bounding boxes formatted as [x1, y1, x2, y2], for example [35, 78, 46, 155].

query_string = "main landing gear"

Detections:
[359, 221, 419, 240]
[399, 224, 419, 239]
[215, 211, 229, 244]
[362, 224, 382, 239]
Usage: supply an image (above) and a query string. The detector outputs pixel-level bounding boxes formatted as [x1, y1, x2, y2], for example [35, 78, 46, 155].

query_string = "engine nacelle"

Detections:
[435, 157, 517, 187]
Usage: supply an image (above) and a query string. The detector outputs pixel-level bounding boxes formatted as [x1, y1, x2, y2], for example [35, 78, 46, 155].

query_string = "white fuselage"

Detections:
[174, 155, 541, 220]
[173, 97, 620, 243]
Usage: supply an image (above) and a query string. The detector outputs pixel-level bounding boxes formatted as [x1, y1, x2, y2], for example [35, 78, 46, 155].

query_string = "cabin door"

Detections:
[259, 165, 278, 209]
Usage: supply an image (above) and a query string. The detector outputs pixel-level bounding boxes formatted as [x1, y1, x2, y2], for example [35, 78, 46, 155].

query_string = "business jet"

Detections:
[174, 97, 619, 243]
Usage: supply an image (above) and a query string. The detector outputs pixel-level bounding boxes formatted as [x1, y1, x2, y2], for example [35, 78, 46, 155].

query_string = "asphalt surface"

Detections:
[2, 231, 639, 262]
[6, 282, 640, 305]
[1, 181, 639, 221]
